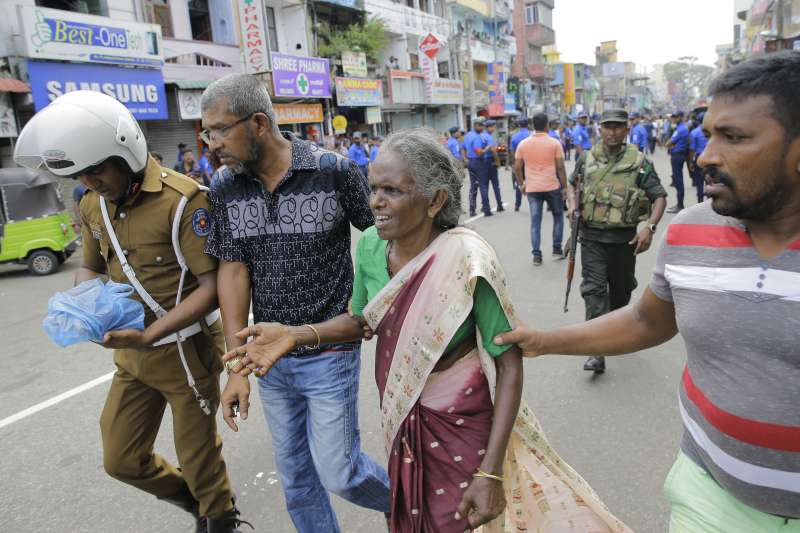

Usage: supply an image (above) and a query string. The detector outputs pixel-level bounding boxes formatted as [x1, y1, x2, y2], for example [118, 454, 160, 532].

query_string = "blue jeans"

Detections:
[671, 153, 686, 207]
[527, 189, 564, 256]
[257, 347, 390, 533]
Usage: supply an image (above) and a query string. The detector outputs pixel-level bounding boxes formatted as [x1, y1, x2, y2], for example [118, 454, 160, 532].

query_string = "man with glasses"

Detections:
[200, 74, 390, 533]
[14, 91, 247, 532]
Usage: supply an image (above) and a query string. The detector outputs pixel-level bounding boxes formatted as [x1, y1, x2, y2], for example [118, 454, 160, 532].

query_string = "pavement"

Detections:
[0, 147, 696, 532]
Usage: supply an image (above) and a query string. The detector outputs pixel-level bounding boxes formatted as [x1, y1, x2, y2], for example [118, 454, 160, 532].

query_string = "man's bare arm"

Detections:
[495, 288, 678, 357]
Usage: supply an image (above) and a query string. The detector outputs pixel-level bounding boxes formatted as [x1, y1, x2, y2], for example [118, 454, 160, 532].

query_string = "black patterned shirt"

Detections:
[205, 132, 374, 355]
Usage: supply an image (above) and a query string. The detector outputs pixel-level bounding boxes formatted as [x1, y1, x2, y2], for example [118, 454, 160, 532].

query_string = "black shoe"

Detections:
[484, 212, 493, 217]
[552, 248, 564, 259]
[533, 255, 543, 266]
[514, 206, 520, 212]
[158, 483, 201, 531]
[666, 205, 684, 214]
[583, 356, 605, 373]
[469, 211, 476, 217]
[200, 506, 253, 533]
[496, 206, 505, 212]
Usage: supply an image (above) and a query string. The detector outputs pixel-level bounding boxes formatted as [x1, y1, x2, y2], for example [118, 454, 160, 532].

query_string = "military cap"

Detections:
[448, 126, 459, 134]
[485, 119, 496, 126]
[600, 108, 629, 124]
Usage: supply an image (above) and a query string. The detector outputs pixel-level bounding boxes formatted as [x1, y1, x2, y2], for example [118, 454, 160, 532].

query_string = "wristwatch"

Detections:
[648, 223, 657, 234]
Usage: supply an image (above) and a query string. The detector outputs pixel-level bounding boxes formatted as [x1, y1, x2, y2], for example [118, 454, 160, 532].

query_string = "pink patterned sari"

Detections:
[363, 228, 632, 533]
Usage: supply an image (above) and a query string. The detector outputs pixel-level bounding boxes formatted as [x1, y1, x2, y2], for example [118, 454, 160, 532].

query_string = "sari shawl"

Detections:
[363, 228, 632, 533]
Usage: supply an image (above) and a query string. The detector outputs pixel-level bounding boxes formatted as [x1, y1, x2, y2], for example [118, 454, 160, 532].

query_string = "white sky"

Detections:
[551, 0, 734, 69]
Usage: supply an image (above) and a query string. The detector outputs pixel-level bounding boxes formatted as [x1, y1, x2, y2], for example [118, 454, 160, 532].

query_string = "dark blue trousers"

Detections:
[671, 153, 686, 207]
[468, 159, 491, 215]
[487, 159, 502, 208]
[691, 162, 705, 203]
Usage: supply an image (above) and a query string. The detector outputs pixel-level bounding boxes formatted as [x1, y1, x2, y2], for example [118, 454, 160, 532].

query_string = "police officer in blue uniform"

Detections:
[688, 112, 708, 204]
[463, 118, 491, 217]
[572, 112, 592, 157]
[509, 117, 531, 211]
[665, 110, 690, 212]
[348, 132, 370, 177]
[483, 119, 503, 212]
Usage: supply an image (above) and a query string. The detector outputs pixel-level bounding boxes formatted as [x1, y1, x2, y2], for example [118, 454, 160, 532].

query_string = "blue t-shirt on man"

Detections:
[510, 127, 530, 153]
[572, 124, 591, 149]
[369, 145, 380, 162]
[689, 126, 708, 156]
[630, 123, 648, 151]
[669, 123, 690, 154]
[446, 137, 463, 160]
[481, 131, 496, 160]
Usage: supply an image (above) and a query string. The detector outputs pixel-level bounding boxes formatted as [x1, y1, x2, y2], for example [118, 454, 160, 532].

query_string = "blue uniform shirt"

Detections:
[669, 123, 690, 154]
[447, 137, 463, 160]
[348, 143, 370, 166]
[689, 126, 708, 156]
[643, 122, 654, 140]
[481, 131, 496, 160]
[463, 130, 487, 159]
[548, 129, 560, 141]
[630, 124, 648, 151]
[572, 124, 591, 149]
[510, 128, 530, 153]
[369, 145, 380, 162]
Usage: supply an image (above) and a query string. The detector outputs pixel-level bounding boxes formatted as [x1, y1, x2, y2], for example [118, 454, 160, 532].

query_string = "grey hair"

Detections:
[381, 128, 462, 230]
[201, 74, 280, 134]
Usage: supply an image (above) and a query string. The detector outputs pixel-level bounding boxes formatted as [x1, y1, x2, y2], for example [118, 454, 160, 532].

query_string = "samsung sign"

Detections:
[28, 61, 167, 120]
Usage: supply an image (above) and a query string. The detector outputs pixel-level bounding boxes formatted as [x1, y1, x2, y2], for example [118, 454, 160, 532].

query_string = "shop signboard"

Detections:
[273, 103, 324, 125]
[563, 63, 576, 107]
[27, 60, 167, 120]
[487, 62, 506, 117]
[366, 106, 382, 124]
[335, 77, 383, 106]
[342, 51, 368, 78]
[419, 33, 442, 59]
[332, 115, 348, 134]
[237, 0, 270, 74]
[17, 5, 163, 67]
[271, 53, 331, 98]
[429, 78, 463, 105]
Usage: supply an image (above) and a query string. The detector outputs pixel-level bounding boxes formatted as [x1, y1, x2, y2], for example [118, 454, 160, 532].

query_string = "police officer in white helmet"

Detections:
[15, 91, 249, 532]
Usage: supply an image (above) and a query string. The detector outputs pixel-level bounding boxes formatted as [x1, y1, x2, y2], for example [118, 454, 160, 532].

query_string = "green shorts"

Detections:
[664, 451, 800, 533]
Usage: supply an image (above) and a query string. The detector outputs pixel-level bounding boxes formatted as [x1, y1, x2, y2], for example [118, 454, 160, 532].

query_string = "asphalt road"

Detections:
[0, 147, 694, 532]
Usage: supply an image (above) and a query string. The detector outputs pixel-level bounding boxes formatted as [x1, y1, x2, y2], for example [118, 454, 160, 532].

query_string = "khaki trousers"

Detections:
[100, 320, 233, 517]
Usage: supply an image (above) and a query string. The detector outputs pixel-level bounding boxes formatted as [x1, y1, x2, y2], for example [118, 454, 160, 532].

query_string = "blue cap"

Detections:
[448, 126, 459, 134]
[629, 112, 640, 119]
[578, 112, 588, 118]
[517, 117, 529, 126]
[673, 110, 685, 118]
[485, 119, 496, 126]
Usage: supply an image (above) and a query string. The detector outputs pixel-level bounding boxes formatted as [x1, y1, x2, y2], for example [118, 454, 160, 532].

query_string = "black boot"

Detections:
[583, 356, 606, 373]
[201, 505, 253, 533]
[157, 483, 202, 531]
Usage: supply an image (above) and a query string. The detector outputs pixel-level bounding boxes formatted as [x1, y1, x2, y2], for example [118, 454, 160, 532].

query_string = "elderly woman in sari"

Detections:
[225, 129, 631, 533]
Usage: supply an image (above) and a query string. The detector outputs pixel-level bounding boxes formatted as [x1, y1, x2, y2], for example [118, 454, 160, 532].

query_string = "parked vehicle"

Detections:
[0, 167, 78, 275]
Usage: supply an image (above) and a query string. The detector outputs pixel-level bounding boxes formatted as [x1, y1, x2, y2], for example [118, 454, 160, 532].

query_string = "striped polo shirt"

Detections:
[650, 201, 800, 518]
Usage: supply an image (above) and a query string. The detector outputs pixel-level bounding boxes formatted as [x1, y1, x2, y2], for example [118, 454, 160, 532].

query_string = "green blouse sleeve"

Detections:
[350, 235, 369, 316]
[473, 277, 513, 357]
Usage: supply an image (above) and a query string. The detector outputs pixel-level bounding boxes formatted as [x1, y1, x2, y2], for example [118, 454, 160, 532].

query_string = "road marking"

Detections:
[464, 203, 509, 224]
[0, 371, 114, 430]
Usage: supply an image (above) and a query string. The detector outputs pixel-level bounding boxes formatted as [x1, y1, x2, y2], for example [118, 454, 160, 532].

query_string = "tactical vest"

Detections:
[580, 145, 650, 229]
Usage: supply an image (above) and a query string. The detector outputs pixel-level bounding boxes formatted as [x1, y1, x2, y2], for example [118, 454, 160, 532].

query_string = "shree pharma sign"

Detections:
[17, 6, 163, 67]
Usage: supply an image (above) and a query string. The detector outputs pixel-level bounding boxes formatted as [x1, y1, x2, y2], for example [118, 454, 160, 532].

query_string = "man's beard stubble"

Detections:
[705, 164, 792, 221]
[210, 131, 264, 176]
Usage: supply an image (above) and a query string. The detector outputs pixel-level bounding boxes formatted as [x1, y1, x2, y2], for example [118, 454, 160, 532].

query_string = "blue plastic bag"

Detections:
[42, 279, 145, 347]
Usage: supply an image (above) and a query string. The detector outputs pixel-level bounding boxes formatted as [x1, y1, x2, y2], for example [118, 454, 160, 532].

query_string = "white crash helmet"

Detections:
[14, 90, 148, 177]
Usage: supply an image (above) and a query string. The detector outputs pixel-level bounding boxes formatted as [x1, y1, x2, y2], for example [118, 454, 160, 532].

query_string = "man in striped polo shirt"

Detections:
[496, 51, 800, 531]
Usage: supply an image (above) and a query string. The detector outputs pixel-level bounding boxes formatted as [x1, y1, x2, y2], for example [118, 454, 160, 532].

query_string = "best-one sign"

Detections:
[17, 5, 163, 67]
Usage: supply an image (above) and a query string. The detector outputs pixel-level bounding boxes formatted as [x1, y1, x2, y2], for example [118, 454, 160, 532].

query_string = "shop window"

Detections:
[419, 0, 429, 13]
[409, 53, 419, 71]
[438, 61, 449, 78]
[144, 0, 173, 38]
[36, 0, 107, 16]
[265, 6, 279, 52]
[188, 0, 212, 42]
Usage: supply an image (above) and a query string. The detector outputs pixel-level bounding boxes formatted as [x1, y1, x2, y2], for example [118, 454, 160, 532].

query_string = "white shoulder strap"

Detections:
[99, 197, 167, 318]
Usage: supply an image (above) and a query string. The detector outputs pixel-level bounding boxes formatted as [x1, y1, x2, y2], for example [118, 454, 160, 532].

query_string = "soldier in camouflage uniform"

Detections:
[568, 109, 668, 373]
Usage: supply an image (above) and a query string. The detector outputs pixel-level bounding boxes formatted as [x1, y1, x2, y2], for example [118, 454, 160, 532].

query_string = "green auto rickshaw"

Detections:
[0, 167, 78, 275]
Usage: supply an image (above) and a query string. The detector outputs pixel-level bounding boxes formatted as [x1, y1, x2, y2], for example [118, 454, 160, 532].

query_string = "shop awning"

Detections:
[171, 80, 211, 90]
[0, 78, 31, 93]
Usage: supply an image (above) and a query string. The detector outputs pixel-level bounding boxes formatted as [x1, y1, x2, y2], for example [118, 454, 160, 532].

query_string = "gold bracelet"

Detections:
[304, 324, 321, 350]
[224, 355, 244, 375]
[473, 469, 504, 482]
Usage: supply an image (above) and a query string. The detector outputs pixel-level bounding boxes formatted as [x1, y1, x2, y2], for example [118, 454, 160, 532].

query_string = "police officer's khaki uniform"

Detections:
[80, 156, 233, 517]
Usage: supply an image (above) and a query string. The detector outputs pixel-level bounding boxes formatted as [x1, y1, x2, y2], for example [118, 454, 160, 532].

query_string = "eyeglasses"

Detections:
[199, 112, 255, 144]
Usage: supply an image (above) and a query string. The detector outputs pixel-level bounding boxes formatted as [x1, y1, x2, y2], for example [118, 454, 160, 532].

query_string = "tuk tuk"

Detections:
[0, 167, 78, 275]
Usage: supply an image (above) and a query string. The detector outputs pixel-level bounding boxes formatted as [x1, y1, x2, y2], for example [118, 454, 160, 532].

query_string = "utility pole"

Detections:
[467, 20, 476, 123]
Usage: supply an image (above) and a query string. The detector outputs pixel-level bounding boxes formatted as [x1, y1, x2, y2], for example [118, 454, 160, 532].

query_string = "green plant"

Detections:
[317, 17, 389, 63]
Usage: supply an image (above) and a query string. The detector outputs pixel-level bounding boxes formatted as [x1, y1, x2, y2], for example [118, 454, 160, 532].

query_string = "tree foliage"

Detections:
[316, 17, 389, 63]
[663, 57, 714, 108]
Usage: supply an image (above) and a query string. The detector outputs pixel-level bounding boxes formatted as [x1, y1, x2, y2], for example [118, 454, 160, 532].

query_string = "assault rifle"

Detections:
[564, 169, 582, 313]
